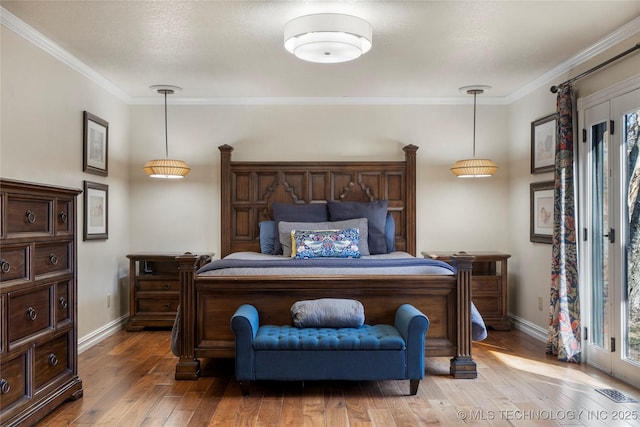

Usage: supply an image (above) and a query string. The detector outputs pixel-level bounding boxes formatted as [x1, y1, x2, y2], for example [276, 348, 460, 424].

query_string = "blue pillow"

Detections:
[271, 202, 329, 255]
[385, 212, 396, 253]
[327, 200, 389, 254]
[258, 221, 277, 254]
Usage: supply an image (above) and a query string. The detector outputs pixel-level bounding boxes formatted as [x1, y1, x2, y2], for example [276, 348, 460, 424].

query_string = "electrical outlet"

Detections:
[107, 294, 111, 308]
[538, 296, 543, 311]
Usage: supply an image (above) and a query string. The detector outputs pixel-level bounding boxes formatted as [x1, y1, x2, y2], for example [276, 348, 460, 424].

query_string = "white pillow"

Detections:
[278, 218, 369, 257]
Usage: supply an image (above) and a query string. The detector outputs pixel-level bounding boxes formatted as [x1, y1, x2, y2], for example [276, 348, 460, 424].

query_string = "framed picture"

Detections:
[83, 111, 109, 176]
[83, 181, 108, 241]
[530, 181, 554, 244]
[531, 113, 557, 174]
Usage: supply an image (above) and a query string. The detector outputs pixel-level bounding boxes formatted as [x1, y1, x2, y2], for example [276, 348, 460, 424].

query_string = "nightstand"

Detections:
[126, 252, 212, 331]
[422, 251, 511, 330]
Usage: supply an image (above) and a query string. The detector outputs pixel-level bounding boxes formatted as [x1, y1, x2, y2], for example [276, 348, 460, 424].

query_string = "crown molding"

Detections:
[1, 7, 131, 103]
[505, 15, 640, 104]
[3, 6, 638, 106]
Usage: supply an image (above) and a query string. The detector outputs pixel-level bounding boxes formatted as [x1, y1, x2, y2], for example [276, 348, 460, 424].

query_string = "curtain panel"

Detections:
[547, 85, 581, 362]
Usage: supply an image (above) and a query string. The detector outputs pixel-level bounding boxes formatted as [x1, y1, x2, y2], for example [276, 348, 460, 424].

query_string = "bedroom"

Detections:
[1, 1, 640, 425]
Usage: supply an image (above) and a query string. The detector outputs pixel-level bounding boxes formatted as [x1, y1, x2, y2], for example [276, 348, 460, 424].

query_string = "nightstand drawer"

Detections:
[34, 241, 72, 277]
[0, 243, 30, 284]
[472, 276, 501, 293]
[35, 332, 71, 390]
[136, 298, 179, 314]
[8, 285, 52, 345]
[136, 279, 179, 292]
[0, 351, 29, 412]
[6, 195, 53, 236]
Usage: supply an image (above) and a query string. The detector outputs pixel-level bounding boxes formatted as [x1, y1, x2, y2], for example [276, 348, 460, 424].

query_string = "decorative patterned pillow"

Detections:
[292, 228, 361, 259]
[279, 218, 369, 257]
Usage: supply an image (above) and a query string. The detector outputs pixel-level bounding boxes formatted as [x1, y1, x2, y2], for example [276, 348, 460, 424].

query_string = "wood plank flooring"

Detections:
[35, 328, 640, 426]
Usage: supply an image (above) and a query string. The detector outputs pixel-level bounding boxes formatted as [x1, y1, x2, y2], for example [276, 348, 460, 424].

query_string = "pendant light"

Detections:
[450, 86, 498, 178]
[143, 85, 191, 179]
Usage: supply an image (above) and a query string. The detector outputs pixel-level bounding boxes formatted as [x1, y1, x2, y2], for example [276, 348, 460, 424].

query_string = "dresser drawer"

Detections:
[6, 195, 53, 236]
[56, 280, 72, 325]
[136, 278, 179, 292]
[35, 333, 70, 390]
[55, 198, 74, 235]
[0, 243, 31, 285]
[34, 241, 72, 278]
[136, 298, 179, 315]
[8, 285, 52, 345]
[0, 351, 29, 412]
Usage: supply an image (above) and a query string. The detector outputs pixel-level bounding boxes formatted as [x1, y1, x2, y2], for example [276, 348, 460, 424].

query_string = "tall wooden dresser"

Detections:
[0, 179, 83, 426]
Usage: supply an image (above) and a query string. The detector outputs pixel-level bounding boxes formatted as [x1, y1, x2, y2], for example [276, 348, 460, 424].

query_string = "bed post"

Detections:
[403, 144, 418, 256]
[219, 144, 233, 258]
[175, 253, 200, 380]
[449, 252, 477, 378]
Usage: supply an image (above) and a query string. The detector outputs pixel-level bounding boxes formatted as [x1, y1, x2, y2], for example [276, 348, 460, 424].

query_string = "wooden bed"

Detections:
[174, 144, 477, 380]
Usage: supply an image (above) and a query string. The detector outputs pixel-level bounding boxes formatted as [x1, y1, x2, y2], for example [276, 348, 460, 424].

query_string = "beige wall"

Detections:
[1, 27, 131, 341]
[128, 103, 510, 255]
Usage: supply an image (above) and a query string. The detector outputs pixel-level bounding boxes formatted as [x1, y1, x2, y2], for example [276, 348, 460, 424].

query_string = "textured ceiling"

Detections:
[2, 1, 640, 102]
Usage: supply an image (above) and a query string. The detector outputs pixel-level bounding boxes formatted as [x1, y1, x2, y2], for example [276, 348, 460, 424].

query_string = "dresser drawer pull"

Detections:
[59, 211, 68, 223]
[59, 297, 68, 309]
[0, 259, 10, 273]
[0, 379, 10, 394]
[27, 306, 38, 321]
[49, 253, 59, 265]
[25, 209, 36, 224]
[164, 303, 171, 310]
[164, 284, 170, 290]
[48, 353, 59, 366]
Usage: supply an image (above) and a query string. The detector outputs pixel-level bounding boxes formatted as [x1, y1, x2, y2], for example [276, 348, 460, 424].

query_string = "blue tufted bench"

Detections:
[230, 303, 429, 396]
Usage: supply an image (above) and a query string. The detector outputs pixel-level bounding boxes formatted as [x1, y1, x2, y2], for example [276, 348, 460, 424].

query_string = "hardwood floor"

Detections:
[35, 328, 640, 426]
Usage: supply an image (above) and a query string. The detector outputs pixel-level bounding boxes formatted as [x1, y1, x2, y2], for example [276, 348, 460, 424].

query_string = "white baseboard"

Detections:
[509, 313, 548, 342]
[78, 315, 129, 354]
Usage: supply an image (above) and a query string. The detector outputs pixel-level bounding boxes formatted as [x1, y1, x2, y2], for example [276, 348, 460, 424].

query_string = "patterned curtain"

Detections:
[546, 85, 581, 362]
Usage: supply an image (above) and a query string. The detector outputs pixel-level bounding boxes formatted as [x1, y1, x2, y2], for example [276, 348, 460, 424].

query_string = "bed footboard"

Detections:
[175, 252, 476, 380]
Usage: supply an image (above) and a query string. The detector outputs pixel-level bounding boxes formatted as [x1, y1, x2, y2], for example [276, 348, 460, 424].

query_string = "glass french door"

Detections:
[580, 87, 640, 388]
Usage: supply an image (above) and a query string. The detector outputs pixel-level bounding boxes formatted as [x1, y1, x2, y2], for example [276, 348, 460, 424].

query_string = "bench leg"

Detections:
[409, 379, 420, 396]
[240, 381, 250, 396]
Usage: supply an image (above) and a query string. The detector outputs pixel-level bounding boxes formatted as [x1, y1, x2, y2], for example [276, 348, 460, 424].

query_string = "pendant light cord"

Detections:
[164, 90, 169, 159]
[472, 90, 477, 158]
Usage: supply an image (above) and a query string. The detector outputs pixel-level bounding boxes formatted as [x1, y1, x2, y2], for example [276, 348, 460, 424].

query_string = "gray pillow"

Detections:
[327, 200, 389, 254]
[291, 298, 365, 328]
[278, 218, 369, 257]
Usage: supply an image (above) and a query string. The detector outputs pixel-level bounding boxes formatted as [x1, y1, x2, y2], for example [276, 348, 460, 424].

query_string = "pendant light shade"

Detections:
[450, 86, 498, 178]
[144, 85, 191, 179]
[284, 13, 372, 63]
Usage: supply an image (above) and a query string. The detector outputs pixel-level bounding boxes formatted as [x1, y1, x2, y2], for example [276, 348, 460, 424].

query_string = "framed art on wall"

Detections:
[531, 113, 557, 174]
[83, 180, 108, 240]
[530, 180, 554, 244]
[83, 111, 109, 176]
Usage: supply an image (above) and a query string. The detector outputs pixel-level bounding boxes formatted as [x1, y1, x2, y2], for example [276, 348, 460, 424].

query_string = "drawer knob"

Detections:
[48, 353, 59, 366]
[59, 211, 68, 223]
[27, 306, 38, 321]
[0, 259, 10, 274]
[49, 253, 59, 265]
[0, 379, 10, 394]
[59, 296, 68, 309]
[25, 209, 36, 224]
[164, 303, 171, 310]
[164, 284, 170, 290]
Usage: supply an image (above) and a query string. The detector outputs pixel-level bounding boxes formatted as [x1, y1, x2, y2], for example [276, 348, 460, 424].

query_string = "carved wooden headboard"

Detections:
[219, 144, 418, 257]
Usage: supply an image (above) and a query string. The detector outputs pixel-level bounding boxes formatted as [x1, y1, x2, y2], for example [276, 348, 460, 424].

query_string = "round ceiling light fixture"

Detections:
[284, 13, 372, 64]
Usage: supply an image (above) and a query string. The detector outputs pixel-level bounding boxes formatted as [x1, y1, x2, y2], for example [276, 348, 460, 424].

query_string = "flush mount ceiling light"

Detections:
[144, 85, 191, 179]
[450, 86, 498, 178]
[284, 13, 372, 63]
